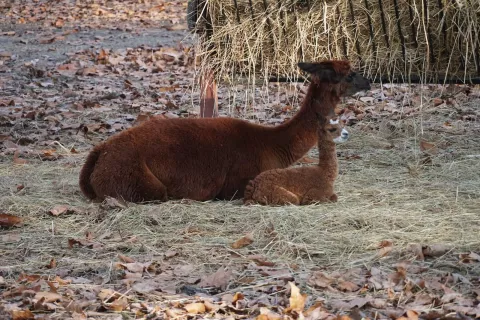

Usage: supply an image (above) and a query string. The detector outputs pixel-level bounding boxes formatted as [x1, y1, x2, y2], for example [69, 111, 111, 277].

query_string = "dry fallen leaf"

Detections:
[413, 293, 434, 305]
[232, 292, 245, 304]
[337, 280, 359, 292]
[34, 291, 62, 303]
[13, 150, 28, 165]
[231, 233, 254, 249]
[98, 289, 119, 301]
[46, 258, 57, 269]
[68, 238, 102, 249]
[304, 301, 328, 319]
[132, 281, 158, 294]
[377, 242, 393, 257]
[0, 213, 24, 227]
[308, 271, 333, 288]
[165, 308, 186, 318]
[389, 267, 406, 285]
[459, 252, 480, 263]
[441, 292, 462, 303]
[422, 244, 451, 257]
[347, 297, 371, 309]
[54, 276, 71, 286]
[96, 49, 108, 62]
[18, 273, 41, 283]
[54, 18, 64, 28]
[184, 302, 206, 314]
[369, 298, 387, 308]
[116, 262, 148, 273]
[396, 310, 419, 320]
[432, 98, 443, 106]
[285, 282, 307, 314]
[407, 243, 425, 260]
[420, 139, 438, 155]
[198, 267, 232, 290]
[11, 310, 35, 320]
[109, 297, 128, 312]
[48, 205, 70, 216]
[248, 255, 275, 267]
[118, 254, 135, 263]
[203, 300, 220, 312]
[257, 307, 283, 320]
[39, 36, 65, 44]
[71, 312, 87, 320]
[378, 239, 393, 248]
[76, 66, 98, 76]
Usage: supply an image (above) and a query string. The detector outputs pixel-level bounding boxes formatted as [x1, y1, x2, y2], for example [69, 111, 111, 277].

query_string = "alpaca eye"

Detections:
[328, 128, 337, 133]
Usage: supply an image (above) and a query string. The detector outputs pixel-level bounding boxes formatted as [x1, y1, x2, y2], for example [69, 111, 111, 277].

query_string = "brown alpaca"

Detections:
[243, 116, 347, 206]
[79, 60, 370, 203]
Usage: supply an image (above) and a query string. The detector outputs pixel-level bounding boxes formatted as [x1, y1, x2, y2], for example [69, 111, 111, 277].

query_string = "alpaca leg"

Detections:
[270, 186, 300, 205]
[133, 167, 168, 202]
[115, 165, 168, 203]
[301, 189, 333, 205]
[243, 180, 256, 205]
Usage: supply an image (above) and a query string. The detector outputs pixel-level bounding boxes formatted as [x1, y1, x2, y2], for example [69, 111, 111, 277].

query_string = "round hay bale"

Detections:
[191, 0, 480, 84]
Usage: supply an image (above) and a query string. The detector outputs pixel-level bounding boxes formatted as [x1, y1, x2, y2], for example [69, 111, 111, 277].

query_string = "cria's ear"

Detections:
[297, 62, 341, 83]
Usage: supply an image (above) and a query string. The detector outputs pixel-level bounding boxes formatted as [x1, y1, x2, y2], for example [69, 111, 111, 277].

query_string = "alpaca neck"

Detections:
[306, 82, 342, 117]
[317, 137, 338, 181]
[317, 139, 337, 165]
[269, 82, 341, 167]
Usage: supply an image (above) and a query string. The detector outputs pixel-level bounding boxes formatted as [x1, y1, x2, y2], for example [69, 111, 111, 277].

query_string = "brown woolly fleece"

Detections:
[79, 60, 370, 203]
[243, 116, 347, 206]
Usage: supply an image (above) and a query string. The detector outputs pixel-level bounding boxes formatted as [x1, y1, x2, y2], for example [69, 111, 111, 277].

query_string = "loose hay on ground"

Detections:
[1, 115, 479, 280]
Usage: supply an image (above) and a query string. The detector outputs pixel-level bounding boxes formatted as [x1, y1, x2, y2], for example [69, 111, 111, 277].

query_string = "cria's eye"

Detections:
[328, 128, 337, 133]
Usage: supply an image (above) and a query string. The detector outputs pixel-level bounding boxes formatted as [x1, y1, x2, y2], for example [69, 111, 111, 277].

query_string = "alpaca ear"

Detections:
[297, 62, 341, 83]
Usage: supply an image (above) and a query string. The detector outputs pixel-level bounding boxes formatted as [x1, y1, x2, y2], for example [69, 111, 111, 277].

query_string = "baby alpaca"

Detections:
[243, 116, 348, 205]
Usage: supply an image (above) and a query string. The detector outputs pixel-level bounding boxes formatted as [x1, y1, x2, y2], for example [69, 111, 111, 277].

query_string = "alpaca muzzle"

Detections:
[334, 128, 349, 143]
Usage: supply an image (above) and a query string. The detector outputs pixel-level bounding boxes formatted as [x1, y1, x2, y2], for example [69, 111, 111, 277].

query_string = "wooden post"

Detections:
[199, 70, 218, 118]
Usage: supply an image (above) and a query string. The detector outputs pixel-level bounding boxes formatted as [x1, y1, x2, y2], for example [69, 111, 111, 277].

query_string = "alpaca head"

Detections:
[323, 117, 349, 143]
[297, 60, 371, 97]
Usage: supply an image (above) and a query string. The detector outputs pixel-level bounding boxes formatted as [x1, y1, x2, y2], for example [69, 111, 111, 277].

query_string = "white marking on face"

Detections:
[330, 118, 340, 125]
[333, 128, 349, 143]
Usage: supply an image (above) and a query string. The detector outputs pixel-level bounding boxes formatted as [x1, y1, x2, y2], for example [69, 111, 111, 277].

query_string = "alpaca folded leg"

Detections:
[270, 186, 301, 205]
[245, 185, 300, 206]
[116, 165, 168, 203]
[301, 188, 335, 205]
[133, 168, 168, 202]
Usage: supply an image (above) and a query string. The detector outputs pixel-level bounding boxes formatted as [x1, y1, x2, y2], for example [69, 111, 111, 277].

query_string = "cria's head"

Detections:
[322, 116, 349, 143]
[297, 60, 371, 96]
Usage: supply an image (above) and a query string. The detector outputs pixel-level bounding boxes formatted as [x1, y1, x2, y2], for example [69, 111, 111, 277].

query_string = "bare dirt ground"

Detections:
[1, 1, 480, 320]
